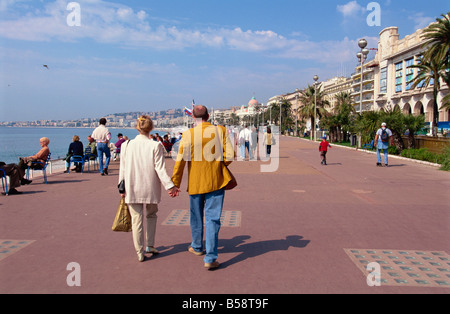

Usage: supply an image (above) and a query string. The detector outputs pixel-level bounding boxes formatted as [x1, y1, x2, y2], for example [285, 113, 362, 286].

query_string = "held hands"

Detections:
[121, 188, 179, 198]
[168, 186, 180, 198]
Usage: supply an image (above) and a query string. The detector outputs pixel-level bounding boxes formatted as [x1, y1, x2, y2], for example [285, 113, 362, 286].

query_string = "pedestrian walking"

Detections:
[262, 126, 274, 158]
[172, 105, 234, 270]
[319, 136, 332, 165]
[119, 115, 179, 262]
[374, 122, 392, 167]
[91, 118, 111, 175]
[238, 125, 252, 160]
[250, 127, 258, 160]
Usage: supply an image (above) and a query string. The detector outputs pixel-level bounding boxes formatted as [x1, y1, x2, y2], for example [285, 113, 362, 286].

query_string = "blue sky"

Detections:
[0, 0, 448, 122]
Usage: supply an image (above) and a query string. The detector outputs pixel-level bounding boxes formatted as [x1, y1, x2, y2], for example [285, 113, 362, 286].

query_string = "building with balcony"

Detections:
[372, 25, 449, 125]
[322, 76, 353, 111]
[351, 59, 378, 112]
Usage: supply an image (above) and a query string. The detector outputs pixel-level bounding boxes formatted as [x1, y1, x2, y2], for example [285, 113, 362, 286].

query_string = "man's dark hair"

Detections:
[99, 118, 107, 125]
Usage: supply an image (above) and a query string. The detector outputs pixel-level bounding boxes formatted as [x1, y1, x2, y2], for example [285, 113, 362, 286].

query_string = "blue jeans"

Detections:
[189, 188, 225, 263]
[96, 143, 111, 173]
[240, 141, 252, 159]
[377, 148, 388, 164]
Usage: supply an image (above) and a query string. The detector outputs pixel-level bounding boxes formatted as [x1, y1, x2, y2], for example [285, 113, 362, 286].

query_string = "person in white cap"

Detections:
[374, 122, 392, 166]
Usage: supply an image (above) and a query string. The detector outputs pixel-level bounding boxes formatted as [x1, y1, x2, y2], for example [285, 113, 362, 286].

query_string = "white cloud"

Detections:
[0, 0, 28, 12]
[409, 12, 434, 30]
[136, 10, 146, 21]
[0, 0, 373, 65]
[116, 7, 133, 21]
[337, 1, 366, 17]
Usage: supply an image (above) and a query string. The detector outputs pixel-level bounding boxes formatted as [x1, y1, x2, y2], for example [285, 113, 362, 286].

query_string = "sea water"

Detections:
[0, 127, 169, 164]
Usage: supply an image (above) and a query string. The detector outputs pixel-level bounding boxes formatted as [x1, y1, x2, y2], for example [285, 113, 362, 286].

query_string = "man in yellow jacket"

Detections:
[172, 105, 234, 270]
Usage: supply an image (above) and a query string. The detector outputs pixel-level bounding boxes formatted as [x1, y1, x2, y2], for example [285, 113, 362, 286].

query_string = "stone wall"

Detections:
[402, 136, 450, 154]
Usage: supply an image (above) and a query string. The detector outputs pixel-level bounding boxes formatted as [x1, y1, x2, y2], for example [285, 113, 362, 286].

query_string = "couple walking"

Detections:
[118, 106, 234, 269]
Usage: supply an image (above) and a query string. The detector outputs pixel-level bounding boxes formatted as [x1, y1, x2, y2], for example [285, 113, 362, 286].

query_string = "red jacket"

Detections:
[319, 140, 331, 152]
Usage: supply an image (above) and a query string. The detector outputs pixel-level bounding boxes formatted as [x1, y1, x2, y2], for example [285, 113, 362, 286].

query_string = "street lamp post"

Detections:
[295, 93, 299, 137]
[269, 104, 272, 126]
[279, 97, 283, 134]
[313, 75, 319, 142]
[260, 103, 264, 127]
[356, 39, 369, 148]
[357, 39, 369, 114]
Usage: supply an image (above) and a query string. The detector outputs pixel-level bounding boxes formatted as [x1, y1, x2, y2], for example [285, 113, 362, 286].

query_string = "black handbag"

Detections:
[118, 180, 125, 194]
[117, 140, 131, 195]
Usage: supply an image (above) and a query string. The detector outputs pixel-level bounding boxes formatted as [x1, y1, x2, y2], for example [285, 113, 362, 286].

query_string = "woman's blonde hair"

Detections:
[73, 135, 80, 142]
[40, 137, 50, 145]
[136, 115, 154, 134]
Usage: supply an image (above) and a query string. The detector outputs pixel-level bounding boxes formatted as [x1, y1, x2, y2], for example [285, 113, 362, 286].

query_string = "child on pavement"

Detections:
[319, 136, 332, 165]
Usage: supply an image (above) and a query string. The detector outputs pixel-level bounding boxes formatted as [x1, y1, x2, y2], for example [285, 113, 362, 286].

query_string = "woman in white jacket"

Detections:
[119, 115, 179, 262]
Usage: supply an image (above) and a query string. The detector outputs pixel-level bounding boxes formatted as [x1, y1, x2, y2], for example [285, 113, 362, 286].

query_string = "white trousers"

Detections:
[128, 203, 158, 255]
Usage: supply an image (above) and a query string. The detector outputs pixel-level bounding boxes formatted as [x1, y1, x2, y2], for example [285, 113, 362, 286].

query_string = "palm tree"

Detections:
[319, 111, 339, 142]
[379, 106, 407, 152]
[299, 85, 329, 140]
[417, 12, 450, 121]
[439, 56, 450, 110]
[353, 111, 380, 146]
[410, 56, 446, 136]
[280, 99, 293, 134]
[403, 114, 426, 149]
[441, 73, 450, 110]
[230, 112, 239, 125]
[253, 103, 262, 127]
[421, 12, 450, 69]
[270, 103, 280, 126]
[333, 91, 355, 142]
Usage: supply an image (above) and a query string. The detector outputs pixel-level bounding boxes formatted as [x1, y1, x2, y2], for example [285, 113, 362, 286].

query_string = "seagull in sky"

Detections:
[43, 65, 49, 69]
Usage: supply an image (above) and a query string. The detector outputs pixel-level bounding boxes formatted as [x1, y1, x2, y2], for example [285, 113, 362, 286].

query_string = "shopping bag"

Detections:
[112, 198, 132, 232]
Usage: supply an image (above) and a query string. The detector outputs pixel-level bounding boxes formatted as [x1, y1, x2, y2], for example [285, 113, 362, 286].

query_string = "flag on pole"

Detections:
[183, 99, 195, 117]
[184, 107, 192, 116]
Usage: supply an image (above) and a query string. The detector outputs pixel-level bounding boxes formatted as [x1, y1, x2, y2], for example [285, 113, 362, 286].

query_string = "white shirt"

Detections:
[119, 134, 174, 204]
[239, 128, 253, 145]
[92, 124, 111, 143]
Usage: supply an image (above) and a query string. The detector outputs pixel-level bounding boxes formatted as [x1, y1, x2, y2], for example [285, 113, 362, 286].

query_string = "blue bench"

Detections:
[362, 140, 374, 151]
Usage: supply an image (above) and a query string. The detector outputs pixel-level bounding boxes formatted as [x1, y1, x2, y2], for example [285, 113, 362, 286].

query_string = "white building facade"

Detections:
[372, 26, 449, 124]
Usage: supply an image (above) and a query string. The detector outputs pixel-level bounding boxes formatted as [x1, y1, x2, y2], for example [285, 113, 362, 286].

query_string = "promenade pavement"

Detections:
[0, 136, 449, 294]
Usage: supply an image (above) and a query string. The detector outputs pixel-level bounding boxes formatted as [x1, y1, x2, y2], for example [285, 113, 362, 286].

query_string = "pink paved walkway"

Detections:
[0, 136, 449, 294]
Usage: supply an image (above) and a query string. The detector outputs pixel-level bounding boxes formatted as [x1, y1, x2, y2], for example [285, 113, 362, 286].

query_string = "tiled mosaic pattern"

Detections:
[162, 209, 241, 227]
[345, 249, 450, 288]
[0, 240, 35, 262]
